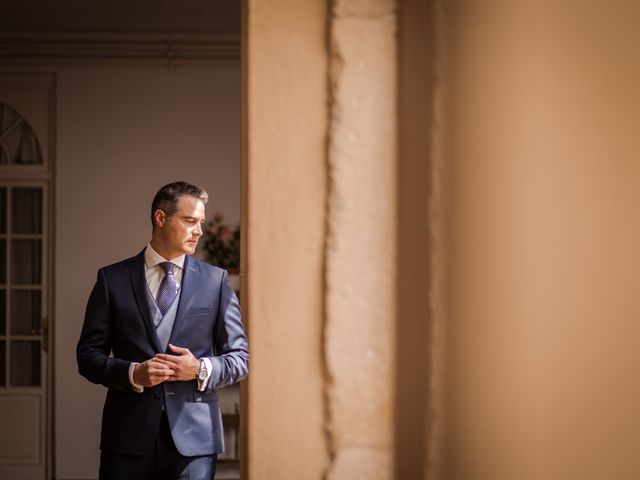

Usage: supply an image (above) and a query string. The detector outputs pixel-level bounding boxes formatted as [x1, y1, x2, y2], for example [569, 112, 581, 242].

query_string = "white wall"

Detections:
[54, 64, 240, 478]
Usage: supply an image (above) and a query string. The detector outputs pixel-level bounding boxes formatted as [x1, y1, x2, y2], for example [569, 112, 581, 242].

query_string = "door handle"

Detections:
[40, 317, 49, 353]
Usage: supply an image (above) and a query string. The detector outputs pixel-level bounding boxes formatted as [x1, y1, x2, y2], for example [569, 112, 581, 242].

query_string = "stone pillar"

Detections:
[245, 1, 329, 478]
[245, 0, 400, 478]
[447, 1, 640, 479]
[324, 1, 398, 479]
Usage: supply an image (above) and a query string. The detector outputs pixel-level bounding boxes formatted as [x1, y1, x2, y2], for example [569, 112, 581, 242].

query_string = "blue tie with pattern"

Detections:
[158, 262, 178, 316]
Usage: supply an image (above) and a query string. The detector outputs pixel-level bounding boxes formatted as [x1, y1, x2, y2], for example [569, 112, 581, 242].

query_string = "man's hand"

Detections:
[154, 344, 200, 382]
[133, 359, 174, 387]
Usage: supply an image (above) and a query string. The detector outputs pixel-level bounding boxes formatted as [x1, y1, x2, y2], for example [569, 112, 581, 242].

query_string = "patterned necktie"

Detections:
[158, 262, 178, 316]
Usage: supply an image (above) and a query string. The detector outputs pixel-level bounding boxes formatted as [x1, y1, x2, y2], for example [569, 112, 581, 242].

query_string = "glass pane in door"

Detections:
[0, 187, 6, 233]
[11, 239, 41, 284]
[10, 341, 40, 386]
[0, 239, 5, 284]
[0, 341, 5, 386]
[10, 290, 40, 335]
[11, 188, 42, 234]
[0, 289, 5, 334]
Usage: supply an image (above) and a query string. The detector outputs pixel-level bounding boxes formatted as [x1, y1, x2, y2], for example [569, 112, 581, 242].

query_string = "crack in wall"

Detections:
[324, 1, 398, 478]
[425, 1, 448, 478]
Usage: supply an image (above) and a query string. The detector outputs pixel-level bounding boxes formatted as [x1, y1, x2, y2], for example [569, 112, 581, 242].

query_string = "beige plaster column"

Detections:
[325, 1, 398, 479]
[245, 0, 399, 478]
[447, 1, 640, 479]
[244, 1, 329, 479]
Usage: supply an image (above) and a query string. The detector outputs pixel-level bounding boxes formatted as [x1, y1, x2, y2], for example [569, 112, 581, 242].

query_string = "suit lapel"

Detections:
[168, 254, 199, 348]
[129, 248, 163, 353]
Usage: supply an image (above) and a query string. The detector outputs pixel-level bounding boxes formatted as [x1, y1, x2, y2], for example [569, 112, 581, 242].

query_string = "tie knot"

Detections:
[161, 262, 175, 275]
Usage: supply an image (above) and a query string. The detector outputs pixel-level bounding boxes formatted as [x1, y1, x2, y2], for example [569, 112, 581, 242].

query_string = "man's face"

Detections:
[157, 195, 205, 258]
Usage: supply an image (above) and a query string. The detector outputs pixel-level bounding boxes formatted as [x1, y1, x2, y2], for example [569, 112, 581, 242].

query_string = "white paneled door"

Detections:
[0, 74, 54, 480]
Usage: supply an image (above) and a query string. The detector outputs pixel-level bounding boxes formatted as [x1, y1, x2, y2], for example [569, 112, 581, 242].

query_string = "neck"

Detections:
[149, 238, 181, 261]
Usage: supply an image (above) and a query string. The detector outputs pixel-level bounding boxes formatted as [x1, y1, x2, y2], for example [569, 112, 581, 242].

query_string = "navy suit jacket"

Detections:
[77, 249, 249, 456]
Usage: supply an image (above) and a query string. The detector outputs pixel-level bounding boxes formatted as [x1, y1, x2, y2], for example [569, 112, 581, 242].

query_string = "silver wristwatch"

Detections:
[197, 358, 208, 390]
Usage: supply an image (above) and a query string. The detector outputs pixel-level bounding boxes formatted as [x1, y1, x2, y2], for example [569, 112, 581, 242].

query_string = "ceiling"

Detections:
[0, 0, 240, 34]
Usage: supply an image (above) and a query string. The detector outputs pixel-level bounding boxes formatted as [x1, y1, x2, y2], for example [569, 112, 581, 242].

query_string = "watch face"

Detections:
[198, 369, 208, 380]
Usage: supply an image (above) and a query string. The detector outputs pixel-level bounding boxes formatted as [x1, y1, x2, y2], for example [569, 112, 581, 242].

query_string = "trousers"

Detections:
[99, 412, 217, 480]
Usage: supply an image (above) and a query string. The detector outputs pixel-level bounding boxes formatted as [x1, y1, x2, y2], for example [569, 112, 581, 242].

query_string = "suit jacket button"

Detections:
[154, 391, 162, 399]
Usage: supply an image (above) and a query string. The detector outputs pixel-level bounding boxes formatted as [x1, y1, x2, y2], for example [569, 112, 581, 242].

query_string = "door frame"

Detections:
[0, 73, 56, 480]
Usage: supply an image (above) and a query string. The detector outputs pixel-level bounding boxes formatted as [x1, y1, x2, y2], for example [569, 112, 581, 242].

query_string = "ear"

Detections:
[154, 209, 167, 227]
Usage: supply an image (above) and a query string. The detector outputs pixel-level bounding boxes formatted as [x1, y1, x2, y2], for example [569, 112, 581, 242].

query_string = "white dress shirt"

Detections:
[144, 242, 185, 299]
[129, 243, 212, 392]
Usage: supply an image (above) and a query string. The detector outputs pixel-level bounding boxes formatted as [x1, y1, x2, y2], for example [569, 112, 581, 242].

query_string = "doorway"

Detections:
[0, 1, 243, 478]
[0, 77, 54, 480]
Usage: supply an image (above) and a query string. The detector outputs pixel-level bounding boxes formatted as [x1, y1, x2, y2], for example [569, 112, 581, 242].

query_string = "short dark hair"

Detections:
[150, 181, 208, 227]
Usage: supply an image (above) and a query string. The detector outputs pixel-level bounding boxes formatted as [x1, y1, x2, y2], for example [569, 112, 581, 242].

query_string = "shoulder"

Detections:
[188, 256, 227, 281]
[98, 250, 144, 277]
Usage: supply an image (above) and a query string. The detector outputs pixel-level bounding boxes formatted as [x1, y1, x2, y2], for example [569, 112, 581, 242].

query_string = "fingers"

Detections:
[142, 360, 174, 386]
[134, 359, 185, 387]
[147, 358, 171, 368]
[147, 361, 174, 376]
[154, 356, 181, 368]
[133, 362, 164, 386]
[168, 343, 190, 355]
[152, 356, 189, 382]
[154, 354, 181, 362]
[135, 349, 196, 387]
[163, 373, 184, 382]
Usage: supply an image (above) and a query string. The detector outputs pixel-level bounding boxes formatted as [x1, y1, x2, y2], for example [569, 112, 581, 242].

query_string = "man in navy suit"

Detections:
[77, 181, 249, 480]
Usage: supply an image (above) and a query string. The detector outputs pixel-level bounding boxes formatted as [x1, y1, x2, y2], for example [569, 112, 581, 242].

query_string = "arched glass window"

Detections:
[0, 103, 42, 165]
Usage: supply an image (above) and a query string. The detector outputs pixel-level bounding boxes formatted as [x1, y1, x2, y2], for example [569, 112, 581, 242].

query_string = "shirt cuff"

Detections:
[197, 357, 214, 392]
[128, 362, 144, 393]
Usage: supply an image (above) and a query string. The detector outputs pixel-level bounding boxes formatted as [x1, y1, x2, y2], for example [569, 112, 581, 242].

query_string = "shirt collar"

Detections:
[144, 242, 185, 270]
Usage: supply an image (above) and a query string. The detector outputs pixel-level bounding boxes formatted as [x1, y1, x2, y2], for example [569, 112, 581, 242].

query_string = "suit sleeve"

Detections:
[206, 270, 249, 392]
[76, 268, 133, 390]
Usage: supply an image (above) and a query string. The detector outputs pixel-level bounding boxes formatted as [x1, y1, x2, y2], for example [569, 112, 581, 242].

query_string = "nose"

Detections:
[194, 222, 203, 236]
